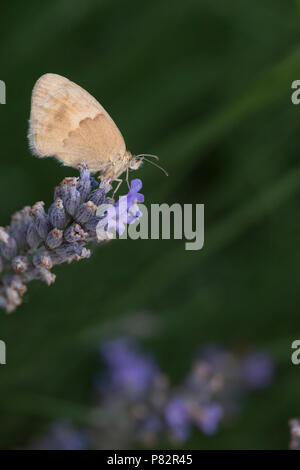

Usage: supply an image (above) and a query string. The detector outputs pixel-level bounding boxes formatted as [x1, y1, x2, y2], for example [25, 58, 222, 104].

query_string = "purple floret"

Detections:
[100, 338, 158, 397]
[197, 403, 224, 435]
[242, 351, 274, 389]
[165, 397, 190, 441]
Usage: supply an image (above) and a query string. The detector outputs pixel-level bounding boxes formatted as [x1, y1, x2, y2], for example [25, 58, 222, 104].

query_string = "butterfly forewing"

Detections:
[28, 74, 126, 172]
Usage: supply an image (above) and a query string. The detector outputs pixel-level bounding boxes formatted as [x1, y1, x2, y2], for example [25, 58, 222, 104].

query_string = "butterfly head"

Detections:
[128, 154, 143, 171]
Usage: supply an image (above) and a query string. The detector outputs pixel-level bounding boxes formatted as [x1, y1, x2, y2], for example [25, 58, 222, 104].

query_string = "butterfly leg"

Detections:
[126, 167, 130, 189]
[112, 178, 123, 198]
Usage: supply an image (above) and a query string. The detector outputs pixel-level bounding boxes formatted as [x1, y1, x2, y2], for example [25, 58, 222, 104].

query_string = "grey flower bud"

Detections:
[64, 185, 81, 217]
[75, 201, 97, 224]
[31, 201, 51, 239]
[89, 187, 106, 206]
[64, 224, 88, 243]
[32, 252, 53, 270]
[46, 228, 63, 249]
[84, 216, 101, 233]
[10, 206, 33, 249]
[0, 227, 9, 244]
[26, 222, 41, 248]
[77, 163, 91, 202]
[54, 177, 78, 199]
[49, 198, 67, 229]
[38, 267, 56, 286]
[0, 235, 17, 260]
[12, 256, 28, 273]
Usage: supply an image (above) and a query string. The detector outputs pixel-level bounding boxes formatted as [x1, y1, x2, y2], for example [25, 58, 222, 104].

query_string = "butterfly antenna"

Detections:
[136, 153, 159, 161]
[142, 157, 168, 176]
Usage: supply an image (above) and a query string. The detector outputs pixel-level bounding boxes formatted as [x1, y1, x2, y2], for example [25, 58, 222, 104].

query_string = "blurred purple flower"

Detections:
[100, 338, 158, 397]
[139, 415, 163, 437]
[31, 422, 88, 450]
[29, 340, 275, 449]
[200, 344, 226, 365]
[165, 397, 190, 441]
[289, 419, 300, 450]
[197, 403, 224, 435]
[242, 351, 274, 389]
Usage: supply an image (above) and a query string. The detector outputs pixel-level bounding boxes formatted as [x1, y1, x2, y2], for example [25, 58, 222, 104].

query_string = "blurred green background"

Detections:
[0, 0, 300, 449]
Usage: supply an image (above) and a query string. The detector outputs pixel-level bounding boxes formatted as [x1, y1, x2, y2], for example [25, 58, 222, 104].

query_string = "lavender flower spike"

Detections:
[0, 164, 138, 313]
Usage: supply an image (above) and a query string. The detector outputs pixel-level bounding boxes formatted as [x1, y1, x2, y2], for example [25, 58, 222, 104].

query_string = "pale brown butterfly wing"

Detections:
[30, 73, 103, 111]
[28, 74, 126, 173]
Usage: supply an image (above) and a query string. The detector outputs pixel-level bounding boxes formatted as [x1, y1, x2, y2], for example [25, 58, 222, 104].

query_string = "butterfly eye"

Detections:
[130, 159, 138, 169]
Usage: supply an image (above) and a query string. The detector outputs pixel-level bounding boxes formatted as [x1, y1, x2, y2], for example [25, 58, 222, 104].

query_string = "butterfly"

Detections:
[28, 73, 167, 190]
